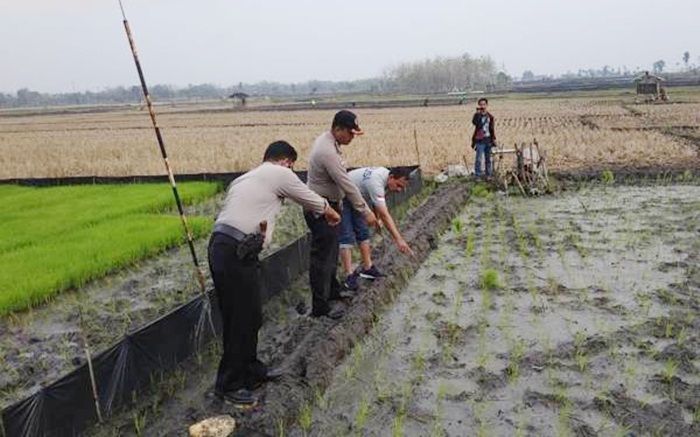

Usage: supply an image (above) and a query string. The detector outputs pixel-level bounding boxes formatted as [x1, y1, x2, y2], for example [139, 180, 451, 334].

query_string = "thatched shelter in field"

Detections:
[228, 92, 249, 106]
[634, 72, 665, 99]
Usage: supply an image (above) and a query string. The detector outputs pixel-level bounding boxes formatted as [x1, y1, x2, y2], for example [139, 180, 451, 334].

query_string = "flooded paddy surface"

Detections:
[295, 184, 700, 436]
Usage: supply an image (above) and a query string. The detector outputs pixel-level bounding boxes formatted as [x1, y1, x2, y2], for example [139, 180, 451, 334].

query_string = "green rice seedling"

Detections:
[471, 401, 488, 437]
[429, 382, 448, 437]
[354, 396, 371, 434]
[452, 288, 464, 319]
[391, 412, 405, 437]
[465, 229, 476, 258]
[298, 402, 313, 436]
[635, 292, 652, 316]
[480, 269, 501, 291]
[344, 342, 365, 380]
[664, 320, 674, 338]
[693, 406, 700, 425]
[662, 359, 679, 384]
[656, 288, 677, 306]
[476, 321, 490, 368]
[276, 418, 286, 437]
[506, 338, 526, 383]
[451, 217, 463, 234]
[314, 387, 328, 411]
[555, 400, 573, 437]
[132, 410, 147, 437]
[601, 170, 614, 184]
[480, 288, 492, 312]
[612, 424, 633, 437]
[573, 331, 589, 372]
[471, 183, 492, 199]
[675, 326, 687, 346]
[623, 359, 639, 390]
[412, 347, 426, 376]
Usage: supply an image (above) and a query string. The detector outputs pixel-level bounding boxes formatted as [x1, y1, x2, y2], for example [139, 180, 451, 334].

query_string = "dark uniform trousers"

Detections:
[304, 203, 342, 316]
[207, 232, 265, 393]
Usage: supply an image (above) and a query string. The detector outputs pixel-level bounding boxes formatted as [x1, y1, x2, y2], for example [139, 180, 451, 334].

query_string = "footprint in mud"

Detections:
[432, 321, 474, 347]
[430, 291, 449, 306]
[467, 366, 508, 392]
[647, 375, 700, 411]
[593, 388, 695, 436]
[657, 260, 689, 273]
[428, 272, 447, 282]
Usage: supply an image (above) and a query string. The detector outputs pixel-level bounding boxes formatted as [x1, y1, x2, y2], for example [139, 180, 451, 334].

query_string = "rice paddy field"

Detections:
[1, 89, 699, 435]
[291, 182, 700, 436]
[1, 90, 699, 179]
[0, 183, 219, 315]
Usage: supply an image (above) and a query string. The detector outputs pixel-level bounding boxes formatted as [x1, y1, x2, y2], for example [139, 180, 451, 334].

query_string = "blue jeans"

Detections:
[338, 199, 370, 249]
[474, 141, 493, 177]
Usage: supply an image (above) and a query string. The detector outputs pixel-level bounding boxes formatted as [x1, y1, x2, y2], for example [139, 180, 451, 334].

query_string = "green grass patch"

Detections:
[471, 183, 493, 199]
[480, 268, 502, 290]
[600, 170, 615, 184]
[0, 182, 219, 315]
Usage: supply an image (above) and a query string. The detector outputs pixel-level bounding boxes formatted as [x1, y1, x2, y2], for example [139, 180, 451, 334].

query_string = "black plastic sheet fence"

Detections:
[1, 168, 422, 437]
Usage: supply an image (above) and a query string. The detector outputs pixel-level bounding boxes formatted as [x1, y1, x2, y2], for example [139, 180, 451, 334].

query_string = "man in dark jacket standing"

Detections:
[471, 97, 497, 178]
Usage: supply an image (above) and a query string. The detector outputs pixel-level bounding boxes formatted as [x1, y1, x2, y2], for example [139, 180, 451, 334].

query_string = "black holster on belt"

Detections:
[213, 223, 264, 261]
[236, 233, 264, 261]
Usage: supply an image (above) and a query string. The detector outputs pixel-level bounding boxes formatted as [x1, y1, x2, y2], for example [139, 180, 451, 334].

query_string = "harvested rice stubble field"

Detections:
[1, 91, 699, 179]
[292, 182, 700, 436]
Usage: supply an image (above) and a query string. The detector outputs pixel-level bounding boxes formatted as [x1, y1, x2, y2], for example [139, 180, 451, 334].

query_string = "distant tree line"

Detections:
[0, 52, 510, 108]
[520, 51, 698, 82]
[3, 51, 697, 108]
[383, 53, 509, 93]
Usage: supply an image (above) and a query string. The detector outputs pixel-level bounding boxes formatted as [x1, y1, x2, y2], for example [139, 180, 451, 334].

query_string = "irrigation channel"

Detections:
[81, 172, 698, 437]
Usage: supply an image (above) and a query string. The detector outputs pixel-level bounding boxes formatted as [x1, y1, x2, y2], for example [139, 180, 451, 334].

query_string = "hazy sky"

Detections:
[1, 0, 698, 93]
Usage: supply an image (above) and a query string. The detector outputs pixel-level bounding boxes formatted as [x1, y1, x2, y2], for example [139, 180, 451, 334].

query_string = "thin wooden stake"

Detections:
[413, 126, 422, 169]
[79, 310, 103, 423]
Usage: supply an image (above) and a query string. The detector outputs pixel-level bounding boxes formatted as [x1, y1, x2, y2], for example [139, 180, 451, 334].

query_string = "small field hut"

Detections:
[634, 72, 666, 100]
[228, 92, 249, 106]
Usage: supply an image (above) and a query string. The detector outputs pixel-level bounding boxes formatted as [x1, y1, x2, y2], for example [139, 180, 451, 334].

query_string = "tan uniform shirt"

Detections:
[307, 131, 369, 213]
[215, 162, 327, 245]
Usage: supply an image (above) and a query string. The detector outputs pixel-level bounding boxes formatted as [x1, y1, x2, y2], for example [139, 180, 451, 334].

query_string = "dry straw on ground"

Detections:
[1, 95, 698, 179]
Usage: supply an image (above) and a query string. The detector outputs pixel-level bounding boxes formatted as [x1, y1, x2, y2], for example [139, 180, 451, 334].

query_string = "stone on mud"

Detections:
[188, 415, 236, 437]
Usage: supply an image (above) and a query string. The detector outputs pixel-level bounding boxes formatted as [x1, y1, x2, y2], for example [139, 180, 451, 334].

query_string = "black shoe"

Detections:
[359, 265, 385, 280]
[311, 307, 345, 320]
[343, 272, 360, 291]
[216, 388, 258, 408]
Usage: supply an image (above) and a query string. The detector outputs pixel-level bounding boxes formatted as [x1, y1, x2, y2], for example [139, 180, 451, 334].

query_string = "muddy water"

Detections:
[297, 185, 700, 436]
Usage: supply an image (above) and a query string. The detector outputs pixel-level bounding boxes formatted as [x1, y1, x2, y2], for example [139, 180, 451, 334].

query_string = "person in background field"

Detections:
[471, 97, 497, 178]
[208, 141, 340, 408]
[305, 110, 378, 320]
[340, 166, 414, 291]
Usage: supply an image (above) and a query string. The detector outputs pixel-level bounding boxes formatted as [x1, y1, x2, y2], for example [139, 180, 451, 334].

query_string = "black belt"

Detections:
[213, 223, 247, 242]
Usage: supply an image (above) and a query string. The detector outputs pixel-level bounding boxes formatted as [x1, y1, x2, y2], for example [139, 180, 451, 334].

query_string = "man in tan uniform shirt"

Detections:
[305, 110, 377, 319]
[209, 141, 340, 407]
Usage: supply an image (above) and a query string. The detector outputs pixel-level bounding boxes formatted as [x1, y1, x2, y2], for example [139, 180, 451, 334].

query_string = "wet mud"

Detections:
[288, 183, 700, 436]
